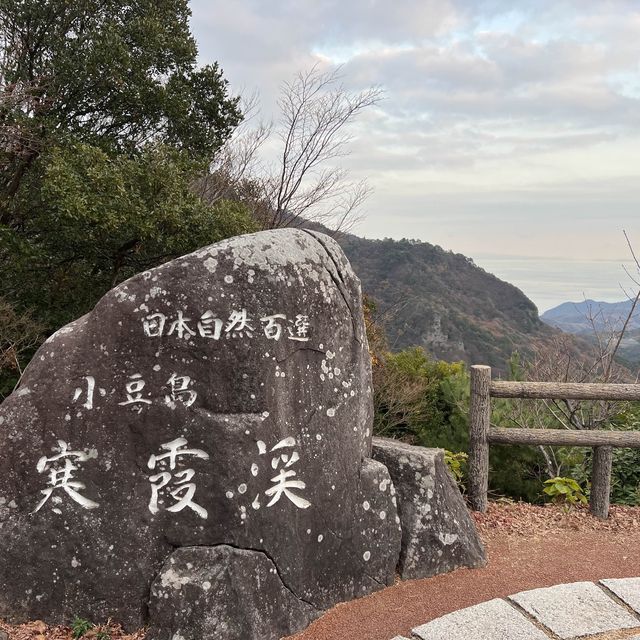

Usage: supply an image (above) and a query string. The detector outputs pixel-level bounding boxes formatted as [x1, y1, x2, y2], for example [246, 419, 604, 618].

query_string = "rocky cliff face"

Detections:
[338, 234, 556, 372]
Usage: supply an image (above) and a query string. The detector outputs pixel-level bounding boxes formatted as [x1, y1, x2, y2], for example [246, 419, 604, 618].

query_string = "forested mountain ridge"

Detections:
[542, 299, 640, 367]
[336, 233, 557, 372]
[541, 299, 640, 334]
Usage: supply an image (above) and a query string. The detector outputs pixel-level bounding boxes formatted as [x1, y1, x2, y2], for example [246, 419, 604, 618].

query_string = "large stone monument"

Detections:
[0, 229, 484, 639]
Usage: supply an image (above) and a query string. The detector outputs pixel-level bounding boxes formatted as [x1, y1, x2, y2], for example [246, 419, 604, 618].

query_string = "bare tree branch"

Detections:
[202, 65, 382, 234]
[0, 297, 44, 396]
[505, 233, 640, 480]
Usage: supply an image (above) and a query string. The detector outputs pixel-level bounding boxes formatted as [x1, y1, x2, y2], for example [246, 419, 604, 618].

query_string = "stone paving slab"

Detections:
[509, 581, 638, 639]
[396, 579, 640, 640]
[601, 578, 640, 614]
[412, 598, 550, 640]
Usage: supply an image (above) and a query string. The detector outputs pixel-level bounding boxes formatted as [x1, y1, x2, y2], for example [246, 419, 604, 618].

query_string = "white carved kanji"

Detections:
[288, 314, 310, 342]
[143, 310, 312, 343]
[225, 309, 254, 338]
[254, 437, 310, 509]
[33, 440, 99, 513]
[147, 437, 209, 518]
[167, 310, 195, 339]
[198, 310, 223, 339]
[260, 314, 287, 340]
[143, 313, 167, 337]
[165, 373, 197, 407]
[119, 373, 152, 409]
[72, 375, 106, 410]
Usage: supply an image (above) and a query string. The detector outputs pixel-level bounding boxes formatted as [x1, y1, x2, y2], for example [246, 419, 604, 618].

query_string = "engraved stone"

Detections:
[0, 229, 401, 639]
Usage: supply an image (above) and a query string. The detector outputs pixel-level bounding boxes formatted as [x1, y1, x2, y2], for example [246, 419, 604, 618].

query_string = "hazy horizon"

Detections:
[473, 253, 638, 313]
[343, 234, 638, 314]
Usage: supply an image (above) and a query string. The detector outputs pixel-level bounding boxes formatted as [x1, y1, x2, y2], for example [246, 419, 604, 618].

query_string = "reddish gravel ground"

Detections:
[3, 502, 640, 640]
[288, 502, 640, 640]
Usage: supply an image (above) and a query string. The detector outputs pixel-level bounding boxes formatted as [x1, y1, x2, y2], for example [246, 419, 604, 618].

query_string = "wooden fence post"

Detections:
[590, 446, 613, 519]
[469, 365, 491, 512]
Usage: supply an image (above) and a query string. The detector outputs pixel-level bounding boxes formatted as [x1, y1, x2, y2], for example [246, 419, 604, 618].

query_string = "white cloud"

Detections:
[190, 0, 640, 271]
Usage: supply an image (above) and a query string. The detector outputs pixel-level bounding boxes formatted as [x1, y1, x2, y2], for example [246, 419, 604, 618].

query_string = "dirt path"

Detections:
[3, 503, 639, 640]
[287, 503, 640, 640]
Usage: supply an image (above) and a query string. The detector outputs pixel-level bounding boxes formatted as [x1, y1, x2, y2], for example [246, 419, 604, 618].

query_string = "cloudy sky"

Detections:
[190, 1, 640, 310]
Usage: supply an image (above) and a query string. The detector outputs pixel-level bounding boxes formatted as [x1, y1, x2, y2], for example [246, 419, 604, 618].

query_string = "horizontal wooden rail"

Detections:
[490, 380, 640, 401]
[468, 365, 640, 519]
[488, 427, 640, 448]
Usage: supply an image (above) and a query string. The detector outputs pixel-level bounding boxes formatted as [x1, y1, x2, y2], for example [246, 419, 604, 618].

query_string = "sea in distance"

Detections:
[473, 254, 639, 315]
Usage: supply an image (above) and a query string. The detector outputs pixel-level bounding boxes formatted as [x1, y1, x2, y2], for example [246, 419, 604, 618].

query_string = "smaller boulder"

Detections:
[371, 437, 486, 580]
[146, 545, 319, 640]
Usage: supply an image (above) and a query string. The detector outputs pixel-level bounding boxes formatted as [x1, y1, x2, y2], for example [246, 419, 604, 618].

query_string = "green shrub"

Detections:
[71, 617, 94, 639]
[444, 450, 468, 490]
[543, 476, 588, 506]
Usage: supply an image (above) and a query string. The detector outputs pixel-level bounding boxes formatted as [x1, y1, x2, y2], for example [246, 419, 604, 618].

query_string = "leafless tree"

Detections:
[372, 359, 435, 440]
[201, 65, 382, 233]
[0, 79, 45, 198]
[503, 232, 640, 478]
[196, 93, 271, 205]
[0, 297, 43, 396]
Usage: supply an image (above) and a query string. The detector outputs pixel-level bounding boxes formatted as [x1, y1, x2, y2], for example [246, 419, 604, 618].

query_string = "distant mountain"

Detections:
[541, 299, 640, 334]
[541, 299, 640, 368]
[335, 234, 559, 373]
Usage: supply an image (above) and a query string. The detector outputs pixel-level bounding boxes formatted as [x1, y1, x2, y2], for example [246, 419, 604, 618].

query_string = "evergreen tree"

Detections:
[0, 0, 255, 398]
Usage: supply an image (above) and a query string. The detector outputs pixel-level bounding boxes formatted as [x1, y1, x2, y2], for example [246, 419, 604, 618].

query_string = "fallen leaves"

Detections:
[473, 500, 640, 542]
[0, 620, 146, 640]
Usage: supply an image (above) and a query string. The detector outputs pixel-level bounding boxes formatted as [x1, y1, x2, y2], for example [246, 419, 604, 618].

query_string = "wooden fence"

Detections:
[468, 365, 640, 519]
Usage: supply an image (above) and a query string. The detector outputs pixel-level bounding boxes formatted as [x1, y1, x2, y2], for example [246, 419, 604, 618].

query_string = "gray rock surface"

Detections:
[509, 582, 639, 639]
[601, 578, 640, 613]
[412, 598, 549, 640]
[146, 545, 318, 640]
[0, 229, 401, 635]
[371, 437, 485, 580]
